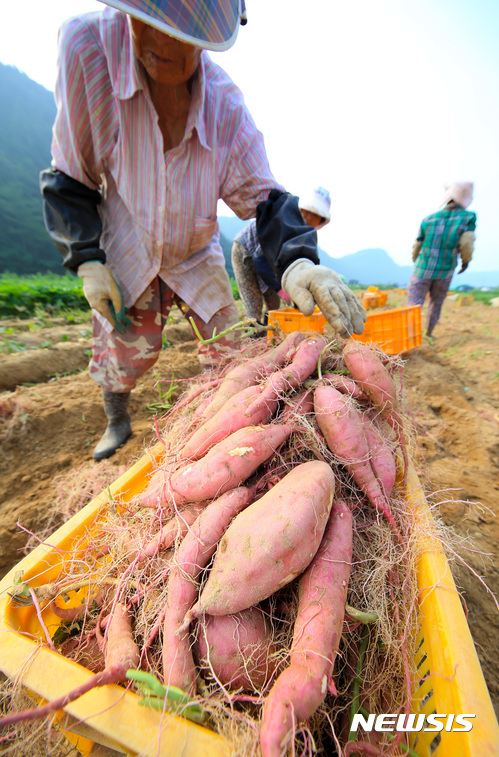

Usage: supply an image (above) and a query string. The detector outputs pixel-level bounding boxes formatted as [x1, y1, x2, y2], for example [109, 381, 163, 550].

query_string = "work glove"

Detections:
[412, 240, 422, 262]
[77, 261, 131, 333]
[281, 259, 366, 338]
[457, 231, 475, 275]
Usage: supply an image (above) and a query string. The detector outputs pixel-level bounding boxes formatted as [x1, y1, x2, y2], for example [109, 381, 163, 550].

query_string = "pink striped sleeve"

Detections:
[51, 15, 118, 189]
[220, 109, 284, 219]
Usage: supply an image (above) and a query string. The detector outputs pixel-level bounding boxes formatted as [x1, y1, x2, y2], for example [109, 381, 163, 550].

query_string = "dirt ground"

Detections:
[1, 292, 498, 722]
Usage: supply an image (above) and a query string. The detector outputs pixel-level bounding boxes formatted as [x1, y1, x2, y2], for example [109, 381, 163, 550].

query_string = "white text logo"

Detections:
[350, 713, 475, 733]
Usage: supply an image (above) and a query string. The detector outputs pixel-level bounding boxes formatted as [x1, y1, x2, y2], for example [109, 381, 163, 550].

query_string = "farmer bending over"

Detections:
[40, 0, 366, 461]
[232, 186, 332, 324]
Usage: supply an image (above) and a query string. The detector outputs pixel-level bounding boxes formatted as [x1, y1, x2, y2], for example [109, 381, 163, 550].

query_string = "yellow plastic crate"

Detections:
[0, 449, 497, 755]
[268, 305, 422, 355]
[457, 295, 475, 307]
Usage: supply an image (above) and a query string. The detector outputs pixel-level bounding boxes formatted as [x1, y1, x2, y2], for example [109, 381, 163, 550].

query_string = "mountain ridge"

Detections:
[0, 63, 497, 288]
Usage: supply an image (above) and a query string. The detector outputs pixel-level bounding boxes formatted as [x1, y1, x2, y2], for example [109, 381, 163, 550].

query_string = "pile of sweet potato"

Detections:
[4, 332, 416, 756]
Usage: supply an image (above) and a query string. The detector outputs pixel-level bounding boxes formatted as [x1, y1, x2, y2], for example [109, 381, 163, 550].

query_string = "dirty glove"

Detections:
[412, 240, 422, 263]
[457, 231, 475, 275]
[77, 261, 131, 333]
[281, 259, 366, 337]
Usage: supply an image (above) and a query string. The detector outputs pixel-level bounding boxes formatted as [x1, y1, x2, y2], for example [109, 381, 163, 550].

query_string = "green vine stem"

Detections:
[188, 316, 268, 345]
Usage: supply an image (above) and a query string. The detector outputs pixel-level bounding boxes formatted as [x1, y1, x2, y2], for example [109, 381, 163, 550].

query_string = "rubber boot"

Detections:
[93, 390, 132, 461]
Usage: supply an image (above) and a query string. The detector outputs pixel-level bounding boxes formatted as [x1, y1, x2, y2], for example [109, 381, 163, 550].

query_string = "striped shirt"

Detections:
[51, 8, 283, 322]
[413, 206, 477, 280]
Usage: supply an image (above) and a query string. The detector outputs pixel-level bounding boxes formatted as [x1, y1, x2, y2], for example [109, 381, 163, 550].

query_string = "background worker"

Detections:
[408, 181, 476, 342]
[40, 1, 365, 461]
[232, 187, 332, 323]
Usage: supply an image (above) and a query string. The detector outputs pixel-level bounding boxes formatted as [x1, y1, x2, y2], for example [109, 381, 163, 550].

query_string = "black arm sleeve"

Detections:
[255, 189, 319, 285]
[40, 168, 106, 272]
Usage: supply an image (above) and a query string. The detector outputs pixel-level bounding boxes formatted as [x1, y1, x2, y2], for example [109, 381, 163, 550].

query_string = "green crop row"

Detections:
[0, 272, 241, 319]
[0, 273, 87, 317]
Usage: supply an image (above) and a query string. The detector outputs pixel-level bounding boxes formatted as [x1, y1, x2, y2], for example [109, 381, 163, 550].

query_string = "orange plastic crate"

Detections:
[267, 307, 326, 340]
[351, 304, 422, 354]
[268, 305, 422, 355]
[362, 288, 388, 310]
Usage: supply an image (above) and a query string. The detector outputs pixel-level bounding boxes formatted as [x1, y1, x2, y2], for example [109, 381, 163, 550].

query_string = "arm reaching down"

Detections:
[457, 230, 475, 274]
[281, 259, 366, 337]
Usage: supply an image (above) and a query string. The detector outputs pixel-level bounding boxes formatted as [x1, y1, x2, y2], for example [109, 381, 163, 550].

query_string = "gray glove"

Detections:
[281, 259, 366, 337]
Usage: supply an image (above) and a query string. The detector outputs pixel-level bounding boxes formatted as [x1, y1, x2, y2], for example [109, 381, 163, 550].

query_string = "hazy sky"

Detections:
[1, 0, 498, 270]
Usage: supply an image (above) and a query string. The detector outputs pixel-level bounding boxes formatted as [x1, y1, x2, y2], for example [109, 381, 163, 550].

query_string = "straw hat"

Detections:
[97, 0, 247, 51]
[440, 181, 474, 209]
[298, 187, 332, 229]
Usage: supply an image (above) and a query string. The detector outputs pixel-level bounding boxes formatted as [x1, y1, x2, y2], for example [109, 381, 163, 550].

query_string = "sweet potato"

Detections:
[162, 487, 254, 694]
[361, 416, 396, 500]
[0, 601, 139, 729]
[314, 384, 401, 538]
[342, 341, 398, 414]
[138, 461, 176, 509]
[200, 332, 305, 421]
[260, 500, 353, 757]
[321, 372, 368, 401]
[247, 335, 327, 417]
[135, 503, 205, 561]
[184, 460, 335, 621]
[279, 387, 314, 422]
[179, 383, 279, 461]
[193, 606, 277, 692]
[342, 341, 408, 479]
[163, 423, 292, 506]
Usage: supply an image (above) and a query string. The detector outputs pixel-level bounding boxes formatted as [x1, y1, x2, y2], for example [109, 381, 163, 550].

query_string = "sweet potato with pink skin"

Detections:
[361, 416, 396, 500]
[184, 461, 335, 622]
[342, 341, 398, 413]
[342, 341, 408, 479]
[247, 335, 327, 417]
[179, 384, 279, 462]
[321, 372, 368, 401]
[193, 606, 278, 692]
[164, 423, 292, 507]
[260, 500, 353, 757]
[162, 487, 253, 694]
[0, 601, 139, 730]
[314, 384, 401, 539]
[138, 461, 176, 508]
[200, 332, 306, 421]
[280, 387, 314, 422]
[102, 601, 140, 672]
[135, 503, 205, 561]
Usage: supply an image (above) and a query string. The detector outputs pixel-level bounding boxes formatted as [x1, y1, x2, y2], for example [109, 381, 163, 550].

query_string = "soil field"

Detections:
[1, 292, 498, 728]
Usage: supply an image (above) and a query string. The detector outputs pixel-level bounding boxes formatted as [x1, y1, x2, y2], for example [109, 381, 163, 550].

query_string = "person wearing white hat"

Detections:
[40, 1, 365, 460]
[232, 187, 332, 323]
[407, 182, 476, 342]
[297, 187, 332, 230]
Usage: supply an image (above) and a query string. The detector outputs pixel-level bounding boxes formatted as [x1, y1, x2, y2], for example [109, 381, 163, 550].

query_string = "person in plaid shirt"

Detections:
[407, 182, 476, 342]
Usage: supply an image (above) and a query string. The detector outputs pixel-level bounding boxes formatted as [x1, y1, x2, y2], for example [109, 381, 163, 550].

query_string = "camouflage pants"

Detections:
[89, 277, 240, 392]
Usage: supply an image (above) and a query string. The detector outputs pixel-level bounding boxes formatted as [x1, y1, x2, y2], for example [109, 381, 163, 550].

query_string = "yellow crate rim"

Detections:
[0, 446, 497, 755]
